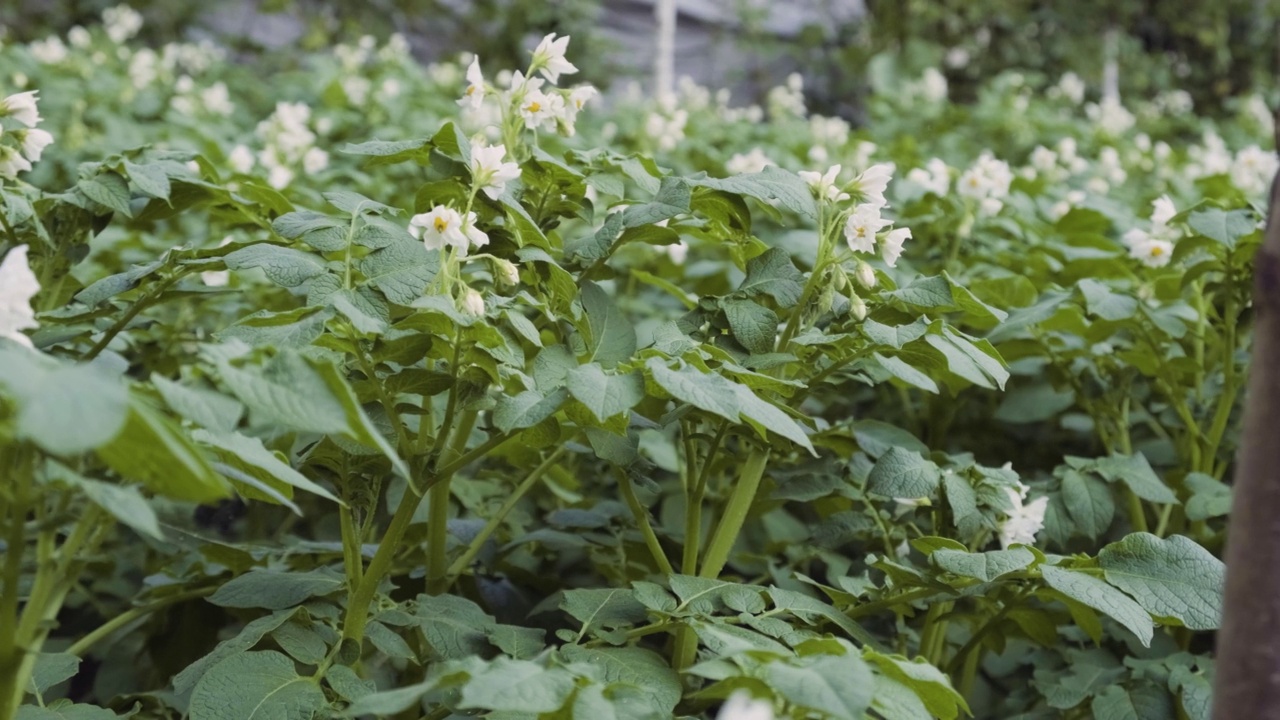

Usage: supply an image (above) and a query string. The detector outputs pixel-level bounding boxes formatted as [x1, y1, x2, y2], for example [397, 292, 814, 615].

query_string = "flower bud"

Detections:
[849, 294, 867, 321]
[854, 260, 876, 290]
[460, 288, 485, 317]
[494, 258, 520, 286]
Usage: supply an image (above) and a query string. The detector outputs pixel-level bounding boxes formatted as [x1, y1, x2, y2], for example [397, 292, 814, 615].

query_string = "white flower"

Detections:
[643, 110, 687, 152]
[201, 82, 235, 117]
[843, 203, 890, 254]
[919, 68, 948, 103]
[1086, 97, 1136, 136]
[1231, 145, 1280, 196]
[799, 165, 849, 203]
[717, 691, 774, 720]
[29, 36, 68, 64]
[0, 245, 40, 348]
[303, 147, 329, 174]
[460, 287, 485, 317]
[342, 76, 371, 106]
[458, 57, 486, 110]
[854, 163, 895, 207]
[228, 144, 255, 174]
[978, 197, 1003, 217]
[568, 84, 597, 113]
[881, 227, 911, 267]
[997, 487, 1048, 549]
[906, 158, 950, 197]
[0, 147, 33, 180]
[18, 129, 54, 162]
[103, 4, 143, 44]
[1030, 146, 1057, 175]
[1056, 72, 1085, 104]
[1150, 195, 1177, 228]
[461, 212, 489, 255]
[68, 26, 92, 49]
[1, 91, 41, 128]
[267, 165, 294, 190]
[726, 148, 775, 176]
[411, 206, 468, 252]
[1129, 236, 1173, 268]
[531, 33, 578, 84]
[519, 89, 563, 131]
[470, 144, 521, 200]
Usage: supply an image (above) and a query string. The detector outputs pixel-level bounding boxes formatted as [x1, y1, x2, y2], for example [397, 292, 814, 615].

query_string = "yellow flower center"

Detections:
[434, 217, 449, 232]
[856, 227, 866, 237]
[527, 101, 541, 113]
[466, 86, 476, 96]
[1150, 245, 1164, 256]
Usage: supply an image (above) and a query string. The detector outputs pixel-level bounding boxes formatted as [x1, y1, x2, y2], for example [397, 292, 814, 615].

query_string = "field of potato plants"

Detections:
[0, 4, 1273, 719]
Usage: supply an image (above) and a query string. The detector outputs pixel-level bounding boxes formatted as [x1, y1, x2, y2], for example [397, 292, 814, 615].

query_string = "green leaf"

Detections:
[851, 420, 928, 459]
[688, 165, 818, 220]
[223, 245, 328, 288]
[431, 120, 472, 167]
[47, 463, 164, 540]
[884, 275, 955, 310]
[739, 247, 804, 307]
[580, 282, 636, 367]
[74, 260, 163, 306]
[767, 654, 874, 719]
[217, 307, 332, 349]
[1093, 453, 1178, 504]
[867, 447, 942, 498]
[338, 680, 436, 717]
[723, 299, 778, 354]
[0, 348, 129, 455]
[152, 376, 243, 433]
[1040, 565, 1153, 647]
[1098, 533, 1224, 631]
[330, 289, 388, 334]
[1184, 472, 1231, 521]
[15, 703, 119, 719]
[27, 653, 80, 695]
[97, 395, 229, 503]
[1090, 684, 1174, 720]
[864, 650, 968, 719]
[193, 430, 341, 504]
[340, 137, 432, 166]
[271, 210, 348, 251]
[566, 364, 645, 423]
[188, 651, 326, 720]
[559, 646, 681, 715]
[494, 388, 569, 433]
[1187, 207, 1255, 249]
[458, 658, 576, 713]
[645, 358, 814, 453]
[768, 587, 877, 647]
[933, 547, 1035, 582]
[173, 610, 298, 694]
[207, 568, 343, 610]
[560, 588, 648, 637]
[360, 238, 440, 305]
[79, 172, 133, 217]
[414, 594, 494, 660]
[1078, 279, 1138, 321]
[1061, 470, 1115, 540]
[124, 160, 172, 200]
[872, 353, 940, 394]
[862, 318, 928, 350]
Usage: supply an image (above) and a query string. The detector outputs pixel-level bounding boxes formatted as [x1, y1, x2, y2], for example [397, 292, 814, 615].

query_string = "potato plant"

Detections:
[0, 8, 1266, 720]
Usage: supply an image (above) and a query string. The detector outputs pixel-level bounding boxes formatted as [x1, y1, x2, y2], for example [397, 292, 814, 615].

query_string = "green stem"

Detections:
[445, 447, 566, 582]
[699, 447, 770, 580]
[616, 469, 674, 575]
[83, 273, 185, 361]
[341, 480, 428, 646]
[847, 587, 943, 619]
[339, 506, 364, 589]
[66, 587, 215, 657]
[426, 409, 478, 596]
[0, 452, 31, 720]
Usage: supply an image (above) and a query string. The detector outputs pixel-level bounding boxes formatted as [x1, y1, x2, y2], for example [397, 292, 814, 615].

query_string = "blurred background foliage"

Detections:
[1, 0, 1277, 116]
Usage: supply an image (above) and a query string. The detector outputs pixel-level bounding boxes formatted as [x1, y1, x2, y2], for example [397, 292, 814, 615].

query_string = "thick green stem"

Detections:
[0, 454, 31, 720]
[699, 447, 770, 580]
[426, 409, 478, 596]
[83, 273, 185, 361]
[341, 481, 428, 646]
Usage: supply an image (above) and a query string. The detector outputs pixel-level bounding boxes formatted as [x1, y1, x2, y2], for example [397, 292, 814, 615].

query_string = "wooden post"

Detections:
[1213, 120, 1280, 718]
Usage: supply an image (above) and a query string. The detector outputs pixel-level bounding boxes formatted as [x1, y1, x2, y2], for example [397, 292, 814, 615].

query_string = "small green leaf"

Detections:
[566, 364, 645, 422]
[724, 299, 779, 354]
[207, 568, 344, 610]
[933, 547, 1035, 582]
[867, 447, 942, 499]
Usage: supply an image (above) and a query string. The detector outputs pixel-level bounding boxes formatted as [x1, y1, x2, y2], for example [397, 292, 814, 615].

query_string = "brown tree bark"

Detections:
[1213, 126, 1280, 718]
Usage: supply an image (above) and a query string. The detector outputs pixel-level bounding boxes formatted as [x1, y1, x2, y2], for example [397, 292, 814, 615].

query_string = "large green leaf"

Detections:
[1098, 533, 1224, 631]
[188, 651, 326, 720]
[1041, 565, 1154, 646]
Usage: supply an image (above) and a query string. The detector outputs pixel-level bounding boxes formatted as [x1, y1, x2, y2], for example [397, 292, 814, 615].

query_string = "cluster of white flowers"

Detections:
[28, 36, 69, 65]
[956, 152, 1012, 216]
[1153, 89, 1194, 117]
[804, 114, 850, 165]
[901, 68, 948, 104]
[1229, 145, 1280, 196]
[102, 4, 144, 44]
[644, 104, 689, 152]
[0, 245, 40, 348]
[254, 102, 327, 189]
[460, 34, 598, 141]
[410, 206, 489, 257]
[1243, 93, 1276, 136]
[717, 691, 774, 720]
[766, 73, 807, 120]
[799, 163, 910, 267]
[1086, 97, 1136, 136]
[997, 480, 1049, 549]
[170, 76, 235, 117]
[1049, 72, 1086, 105]
[1122, 195, 1179, 268]
[0, 90, 55, 180]
[725, 147, 775, 176]
[1047, 189, 1087, 222]
[906, 158, 951, 197]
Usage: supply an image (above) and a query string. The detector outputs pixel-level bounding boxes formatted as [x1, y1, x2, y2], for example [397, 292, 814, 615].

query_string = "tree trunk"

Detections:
[1213, 126, 1280, 718]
